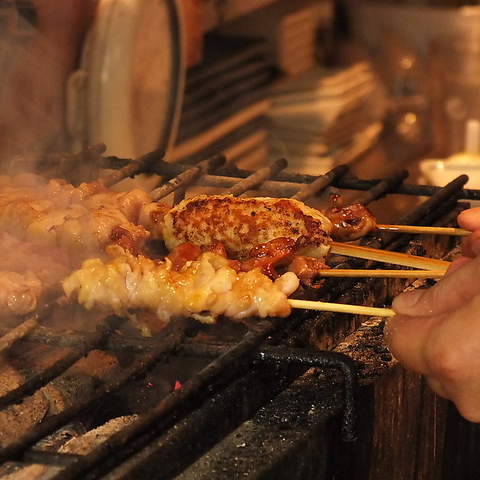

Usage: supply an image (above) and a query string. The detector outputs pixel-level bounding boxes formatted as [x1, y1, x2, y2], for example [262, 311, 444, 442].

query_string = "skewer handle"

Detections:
[377, 224, 470, 236]
[289, 299, 395, 317]
[319, 269, 445, 278]
[330, 241, 451, 271]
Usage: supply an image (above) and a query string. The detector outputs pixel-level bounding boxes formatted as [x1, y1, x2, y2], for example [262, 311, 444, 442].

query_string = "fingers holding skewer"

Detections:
[0, 173, 462, 323]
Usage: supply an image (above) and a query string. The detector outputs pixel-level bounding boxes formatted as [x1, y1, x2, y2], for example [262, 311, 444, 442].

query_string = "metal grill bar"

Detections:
[0, 319, 197, 463]
[226, 158, 288, 196]
[100, 149, 166, 188]
[352, 169, 409, 206]
[0, 317, 37, 353]
[395, 175, 469, 226]
[25, 145, 479, 201]
[175, 342, 358, 441]
[150, 154, 226, 201]
[28, 321, 275, 480]
[0, 316, 122, 410]
[291, 164, 349, 201]
[0, 150, 475, 479]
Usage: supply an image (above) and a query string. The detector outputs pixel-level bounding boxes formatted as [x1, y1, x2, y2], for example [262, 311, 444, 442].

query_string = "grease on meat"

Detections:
[163, 195, 333, 261]
[62, 243, 300, 323]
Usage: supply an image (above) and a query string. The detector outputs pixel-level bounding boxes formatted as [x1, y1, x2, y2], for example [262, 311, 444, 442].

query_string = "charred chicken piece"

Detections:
[324, 194, 377, 242]
[0, 173, 170, 257]
[287, 255, 330, 288]
[163, 195, 333, 261]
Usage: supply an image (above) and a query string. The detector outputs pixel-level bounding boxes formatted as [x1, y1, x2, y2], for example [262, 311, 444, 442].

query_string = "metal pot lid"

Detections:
[66, 0, 185, 160]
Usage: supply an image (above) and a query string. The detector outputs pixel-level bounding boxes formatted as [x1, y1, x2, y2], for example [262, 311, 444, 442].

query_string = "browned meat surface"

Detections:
[163, 195, 333, 261]
[324, 195, 376, 242]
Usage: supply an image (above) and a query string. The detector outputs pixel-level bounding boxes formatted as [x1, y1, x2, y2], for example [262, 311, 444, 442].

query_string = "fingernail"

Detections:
[392, 289, 424, 314]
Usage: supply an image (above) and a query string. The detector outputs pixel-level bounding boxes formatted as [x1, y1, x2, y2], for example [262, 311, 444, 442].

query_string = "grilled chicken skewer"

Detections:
[163, 195, 451, 271]
[0, 173, 169, 258]
[323, 194, 470, 240]
[0, 184, 452, 318]
[0, 173, 458, 264]
[62, 242, 395, 323]
[63, 243, 300, 323]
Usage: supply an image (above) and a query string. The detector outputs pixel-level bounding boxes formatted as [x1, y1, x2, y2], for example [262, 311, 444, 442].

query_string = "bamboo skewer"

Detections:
[288, 299, 395, 317]
[376, 224, 470, 236]
[317, 269, 445, 278]
[330, 241, 451, 271]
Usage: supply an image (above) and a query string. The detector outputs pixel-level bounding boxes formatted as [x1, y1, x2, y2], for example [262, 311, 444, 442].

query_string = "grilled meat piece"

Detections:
[0, 270, 43, 315]
[0, 231, 75, 316]
[62, 243, 300, 323]
[0, 174, 169, 257]
[324, 195, 376, 242]
[163, 195, 333, 261]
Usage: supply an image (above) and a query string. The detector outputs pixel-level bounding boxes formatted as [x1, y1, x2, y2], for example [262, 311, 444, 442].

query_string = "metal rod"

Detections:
[292, 164, 350, 202]
[174, 342, 358, 442]
[0, 316, 122, 410]
[0, 319, 197, 463]
[353, 169, 410, 206]
[226, 158, 288, 196]
[0, 317, 37, 353]
[39, 321, 276, 480]
[149, 154, 226, 201]
[100, 149, 165, 188]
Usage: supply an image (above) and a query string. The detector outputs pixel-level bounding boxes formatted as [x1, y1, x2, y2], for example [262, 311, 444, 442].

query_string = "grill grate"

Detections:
[0, 148, 475, 479]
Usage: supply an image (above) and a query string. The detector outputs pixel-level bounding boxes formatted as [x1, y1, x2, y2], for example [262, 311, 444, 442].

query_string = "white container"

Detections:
[419, 154, 480, 189]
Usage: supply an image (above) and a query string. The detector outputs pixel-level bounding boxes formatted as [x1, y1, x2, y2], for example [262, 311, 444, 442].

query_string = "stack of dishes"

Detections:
[170, 33, 275, 168]
[268, 62, 386, 174]
[221, 0, 334, 77]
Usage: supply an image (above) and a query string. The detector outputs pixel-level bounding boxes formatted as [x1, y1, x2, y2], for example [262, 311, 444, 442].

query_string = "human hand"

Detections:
[458, 207, 480, 258]
[385, 255, 480, 422]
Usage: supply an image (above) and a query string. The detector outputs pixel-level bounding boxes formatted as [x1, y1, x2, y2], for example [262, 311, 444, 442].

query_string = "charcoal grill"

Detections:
[1, 147, 479, 480]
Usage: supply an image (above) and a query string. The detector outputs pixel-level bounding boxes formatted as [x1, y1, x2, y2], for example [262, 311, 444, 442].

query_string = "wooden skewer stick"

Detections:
[289, 299, 395, 317]
[318, 269, 445, 278]
[330, 241, 451, 271]
[376, 224, 470, 236]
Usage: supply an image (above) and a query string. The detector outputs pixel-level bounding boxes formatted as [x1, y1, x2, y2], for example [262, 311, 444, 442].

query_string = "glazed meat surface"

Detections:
[324, 195, 377, 242]
[163, 195, 333, 261]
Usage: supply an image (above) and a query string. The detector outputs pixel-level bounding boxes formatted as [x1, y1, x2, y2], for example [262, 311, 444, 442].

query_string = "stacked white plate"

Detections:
[268, 62, 386, 175]
[170, 33, 274, 167]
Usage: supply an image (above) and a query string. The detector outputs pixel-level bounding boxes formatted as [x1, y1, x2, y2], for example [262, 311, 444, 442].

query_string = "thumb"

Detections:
[392, 289, 426, 315]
